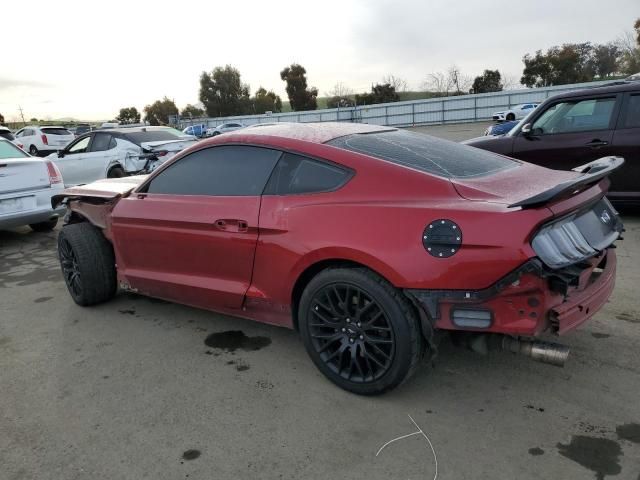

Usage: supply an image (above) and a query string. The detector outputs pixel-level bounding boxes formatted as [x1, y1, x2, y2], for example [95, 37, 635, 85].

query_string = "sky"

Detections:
[1, 0, 637, 121]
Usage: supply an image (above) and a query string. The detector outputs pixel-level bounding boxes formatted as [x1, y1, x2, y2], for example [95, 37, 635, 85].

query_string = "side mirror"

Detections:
[57, 150, 65, 158]
[521, 123, 532, 135]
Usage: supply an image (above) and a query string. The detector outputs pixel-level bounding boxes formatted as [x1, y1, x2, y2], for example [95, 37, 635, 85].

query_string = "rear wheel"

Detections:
[57, 222, 117, 306]
[107, 166, 125, 178]
[29, 217, 58, 232]
[506, 113, 516, 121]
[29, 145, 39, 156]
[299, 268, 424, 395]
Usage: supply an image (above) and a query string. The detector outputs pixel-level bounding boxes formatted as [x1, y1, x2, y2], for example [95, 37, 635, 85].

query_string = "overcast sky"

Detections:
[1, 0, 637, 121]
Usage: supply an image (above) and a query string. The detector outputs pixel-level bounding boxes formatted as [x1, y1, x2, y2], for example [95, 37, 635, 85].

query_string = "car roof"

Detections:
[0, 126, 10, 132]
[220, 122, 395, 144]
[549, 81, 640, 100]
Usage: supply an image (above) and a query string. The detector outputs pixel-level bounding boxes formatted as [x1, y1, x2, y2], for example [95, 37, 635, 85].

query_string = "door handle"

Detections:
[586, 139, 608, 148]
[214, 219, 249, 232]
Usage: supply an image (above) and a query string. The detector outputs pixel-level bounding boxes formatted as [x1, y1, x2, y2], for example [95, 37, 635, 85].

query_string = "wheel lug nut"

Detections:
[341, 328, 346, 332]
[359, 335, 364, 340]
[357, 322, 361, 327]
[346, 318, 350, 323]
[349, 338, 354, 343]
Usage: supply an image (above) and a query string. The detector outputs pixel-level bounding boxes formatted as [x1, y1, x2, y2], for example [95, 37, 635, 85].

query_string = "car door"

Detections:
[82, 132, 119, 181]
[110, 145, 282, 311]
[53, 134, 92, 186]
[609, 91, 640, 199]
[20, 129, 35, 151]
[511, 95, 620, 171]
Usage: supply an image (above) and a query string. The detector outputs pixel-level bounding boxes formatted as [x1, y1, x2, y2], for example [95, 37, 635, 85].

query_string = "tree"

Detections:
[422, 71, 454, 96]
[143, 97, 178, 126]
[251, 87, 282, 114]
[447, 65, 472, 94]
[116, 107, 141, 124]
[280, 64, 318, 111]
[521, 43, 596, 87]
[355, 83, 399, 105]
[199, 65, 251, 117]
[382, 75, 408, 93]
[29, 117, 38, 122]
[616, 21, 640, 75]
[0, 113, 4, 124]
[591, 43, 621, 78]
[181, 104, 205, 118]
[471, 69, 503, 93]
[326, 82, 355, 108]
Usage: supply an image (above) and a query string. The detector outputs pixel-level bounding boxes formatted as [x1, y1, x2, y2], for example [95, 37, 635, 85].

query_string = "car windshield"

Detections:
[328, 130, 518, 178]
[0, 140, 29, 158]
[123, 130, 182, 144]
[41, 127, 72, 135]
[0, 130, 16, 141]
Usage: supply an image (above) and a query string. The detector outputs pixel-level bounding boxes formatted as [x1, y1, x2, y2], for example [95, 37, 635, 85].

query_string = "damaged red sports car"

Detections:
[53, 122, 623, 395]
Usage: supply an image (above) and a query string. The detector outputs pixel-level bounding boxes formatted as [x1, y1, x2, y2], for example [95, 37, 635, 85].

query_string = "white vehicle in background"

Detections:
[48, 126, 197, 186]
[0, 138, 65, 231]
[14, 126, 75, 157]
[206, 122, 245, 136]
[0, 126, 24, 150]
[491, 103, 539, 121]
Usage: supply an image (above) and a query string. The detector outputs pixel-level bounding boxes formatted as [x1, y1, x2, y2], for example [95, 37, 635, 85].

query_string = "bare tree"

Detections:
[421, 72, 453, 96]
[501, 73, 520, 90]
[382, 75, 408, 93]
[447, 65, 472, 94]
[326, 82, 354, 98]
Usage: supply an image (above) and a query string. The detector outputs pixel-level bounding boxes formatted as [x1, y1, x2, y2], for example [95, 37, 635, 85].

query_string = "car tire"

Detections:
[29, 217, 58, 232]
[29, 145, 39, 156]
[506, 113, 516, 121]
[57, 222, 117, 306]
[107, 166, 125, 178]
[212, 131, 220, 136]
[299, 267, 425, 395]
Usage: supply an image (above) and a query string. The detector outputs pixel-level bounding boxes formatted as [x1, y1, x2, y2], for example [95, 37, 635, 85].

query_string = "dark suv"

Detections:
[464, 81, 640, 205]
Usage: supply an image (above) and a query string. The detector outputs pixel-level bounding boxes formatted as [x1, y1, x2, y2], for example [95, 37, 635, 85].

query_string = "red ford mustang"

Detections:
[53, 122, 623, 395]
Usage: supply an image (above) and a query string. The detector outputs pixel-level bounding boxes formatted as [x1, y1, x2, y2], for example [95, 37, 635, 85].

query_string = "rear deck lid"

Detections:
[0, 142, 50, 193]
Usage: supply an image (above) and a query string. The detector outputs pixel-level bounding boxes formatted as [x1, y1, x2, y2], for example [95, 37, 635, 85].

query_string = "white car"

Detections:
[14, 126, 75, 157]
[0, 138, 65, 231]
[206, 122, 245, 136]
[491, 103, 539, 121]
[48, 126, 197, 186]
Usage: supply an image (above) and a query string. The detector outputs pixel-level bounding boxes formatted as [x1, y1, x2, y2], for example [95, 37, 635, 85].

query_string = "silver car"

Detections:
[0, 139, 66, 231]
[206, 122, 245, 136]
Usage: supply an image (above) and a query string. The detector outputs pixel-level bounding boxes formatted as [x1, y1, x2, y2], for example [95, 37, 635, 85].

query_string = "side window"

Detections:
[532, 97, 616, 134]
[109, 136, 117, 149]
[90, 133, 115, 152]
[145, 146, 281, 196]
[621, 94, 640, 129]
[67, 136, 91, 154]
[264, 153, 352, 195]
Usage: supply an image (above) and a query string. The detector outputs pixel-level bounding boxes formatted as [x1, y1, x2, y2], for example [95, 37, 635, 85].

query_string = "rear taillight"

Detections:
[156, 150, 168, 157]
[45, 160, 62, 184]
[41, 134, 48, 145]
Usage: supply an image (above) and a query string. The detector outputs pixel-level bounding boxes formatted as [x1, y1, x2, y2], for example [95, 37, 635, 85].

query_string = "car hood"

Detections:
[51, 175, 147, 207]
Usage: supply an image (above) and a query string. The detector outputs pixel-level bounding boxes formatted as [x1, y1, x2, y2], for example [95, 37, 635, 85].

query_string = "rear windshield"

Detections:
[0, 140, 29, 159]
[124, 130, 181, 144]
[41, 127, 72, 135]
[327, 130, 518, 179]
[0, 130, 16, 141]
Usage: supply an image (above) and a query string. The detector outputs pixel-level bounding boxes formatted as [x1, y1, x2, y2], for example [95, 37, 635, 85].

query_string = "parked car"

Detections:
[183, 124, 207, 138]
[465, 81, 640, 205]
[492, 103, 539, 121]
[206, 122, 245, 136]
[48, 126, 198, 186]
[74, 124, 92, 136]
[0, 126, 23, 149]
[484, 120, 519, 136]
[0, 138, 65, 231]
[52, 122, 622, 395]
[14, 126, 74, 157]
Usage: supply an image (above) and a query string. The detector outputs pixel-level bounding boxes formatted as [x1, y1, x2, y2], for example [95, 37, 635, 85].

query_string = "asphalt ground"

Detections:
[1, 123, 639, 480]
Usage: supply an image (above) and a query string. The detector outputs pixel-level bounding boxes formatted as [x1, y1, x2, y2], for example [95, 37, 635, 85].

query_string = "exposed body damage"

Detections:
[52, 176, 147, 237]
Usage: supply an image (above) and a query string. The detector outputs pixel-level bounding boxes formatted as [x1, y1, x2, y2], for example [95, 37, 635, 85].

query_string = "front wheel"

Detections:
[506, 113, 516, 121]
[57, 222, 117, 306]
[299, 268, 424, 395]
[29, 145, 39, 156]
[107, 166, 125, 178]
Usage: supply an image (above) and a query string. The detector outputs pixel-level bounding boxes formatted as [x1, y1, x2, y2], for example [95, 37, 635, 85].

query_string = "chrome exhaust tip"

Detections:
[501, 337, 570, 367]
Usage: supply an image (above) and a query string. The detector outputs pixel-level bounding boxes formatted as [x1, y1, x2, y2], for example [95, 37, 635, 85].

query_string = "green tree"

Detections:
[0, 113, 4, 124]
[471, 70, 503, 93]
[29, 117, 38, 122]
[251, 87, 282, 114]
[181, 104, 205, 118]
[521, 43, 596, 87]
[280, 64, 318, 111]
[199, 65, 252, 117]
[592, 43, 621, 78]
[143, 97, 178, 126]
[355, 83, 399, 105]
[116, 107, 141, 124]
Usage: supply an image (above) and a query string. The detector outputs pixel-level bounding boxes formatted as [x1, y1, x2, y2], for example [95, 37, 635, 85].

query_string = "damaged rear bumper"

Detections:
[405, 248, 617, 337]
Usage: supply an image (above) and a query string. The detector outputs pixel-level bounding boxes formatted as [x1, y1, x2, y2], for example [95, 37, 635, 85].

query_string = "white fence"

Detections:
[178, 80, 611, 129]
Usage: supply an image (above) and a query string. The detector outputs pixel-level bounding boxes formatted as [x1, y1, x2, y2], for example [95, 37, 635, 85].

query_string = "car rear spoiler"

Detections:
[508, 156, 624, 208]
